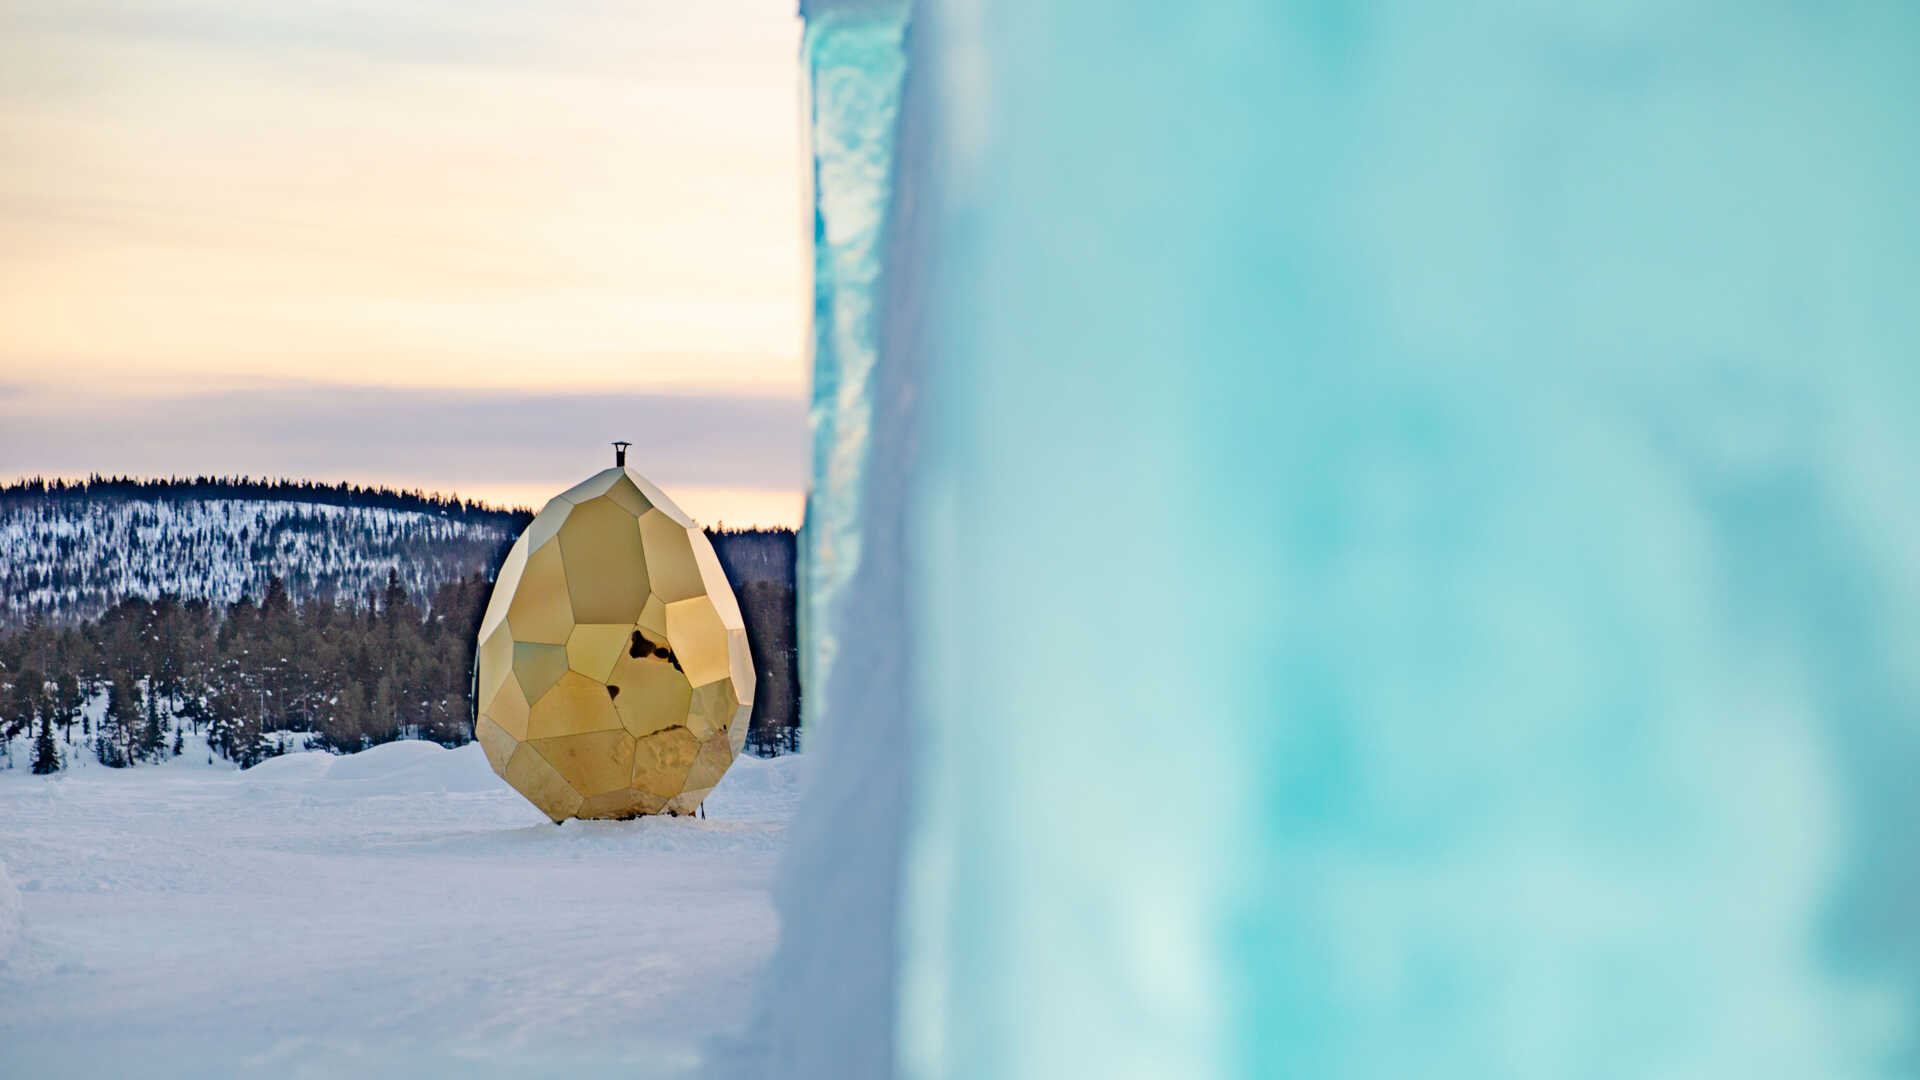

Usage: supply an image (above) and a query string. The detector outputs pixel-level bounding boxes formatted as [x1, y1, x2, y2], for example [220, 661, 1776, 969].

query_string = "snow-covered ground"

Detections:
[0, 738, 806, 1078]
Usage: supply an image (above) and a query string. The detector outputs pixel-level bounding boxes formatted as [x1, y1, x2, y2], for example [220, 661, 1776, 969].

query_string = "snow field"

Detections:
[0, 738, 805, 1078]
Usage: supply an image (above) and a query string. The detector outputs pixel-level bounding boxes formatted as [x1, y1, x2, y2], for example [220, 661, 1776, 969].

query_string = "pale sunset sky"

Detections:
[0, 0, 808, 525]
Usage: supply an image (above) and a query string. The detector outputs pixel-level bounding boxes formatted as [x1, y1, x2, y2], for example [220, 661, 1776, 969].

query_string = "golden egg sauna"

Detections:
[472, 446, 755, 821]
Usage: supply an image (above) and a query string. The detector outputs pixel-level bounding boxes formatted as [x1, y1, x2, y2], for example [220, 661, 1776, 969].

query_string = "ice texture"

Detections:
[719, 2, 915, 1078]
[888, 2, 1920, 1079]
[796, 0, 909, 747]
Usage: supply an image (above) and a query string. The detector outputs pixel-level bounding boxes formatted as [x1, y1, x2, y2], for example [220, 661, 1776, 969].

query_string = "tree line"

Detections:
[0, 571, 487, 773]
[1, 566, 801, 774]
[1, 474, 534, 526]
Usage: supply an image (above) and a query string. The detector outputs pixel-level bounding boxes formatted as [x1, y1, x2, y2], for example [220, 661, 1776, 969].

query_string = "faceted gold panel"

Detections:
[640, 510, 703, 602]
[486, 672, 532, 741]
[684, 734, 732, 792]
[566, 624, 631, 682]
[628, 472, 694, 527]
[474, 464, 758, 821]
[665, 597, 730, 688]
[476, 623, 515, 711]
[558, 497, 650, 624]
[608, 650, 692, 739]
[729, 701, 752, 756]
[476, 715, 517, 774]
[559, 470, 622, 504]
[601, 474, 653, 518]
[525, 496, 573, 553]
[688, 681, 738, 742]
[512, 642, 570, 705]
[726, 630, 755, 706]
[526, 671, 623, 739]
[578, 788, 667, 819]
[478, 536, 528, 641]
[666, 788, 713, 817]
[638, 595, 668, 638]
[507, 540, 573, 644]
[692, 538, 745, 630]
[632, 727, 700, 799]
[504, 743, 584, 823]
[531, 729, 636, 798]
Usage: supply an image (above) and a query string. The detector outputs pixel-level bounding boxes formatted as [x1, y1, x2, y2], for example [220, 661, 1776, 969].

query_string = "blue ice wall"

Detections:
[897, 2, 1920, 1078]
[797, 0, 908, 750]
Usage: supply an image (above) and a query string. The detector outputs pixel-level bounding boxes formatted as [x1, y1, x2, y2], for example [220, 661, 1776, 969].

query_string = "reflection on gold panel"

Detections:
[632, 726, 700, 799]
[473, 460, 758, 821]
[531, 729, 636, 798]
[525, 496, 574, 554]
[566, 623, 632, 682]
[475, 715, 517, 774]
[512, 642, 570, 705]
[687, 681, 738, 742]
[578, 788, 667, 819]
[558, 497, 650, 623]
[690, 536, 744, 629]
[638, 594, 668, 638]
[503, 743, 585, 823]
[684, 734, 732, 791]
[602, 474, 653, 518]
[608, 650, 693, 738]
[477, 535, 528, 641]
[559, 469, 622, 505]
[476, 623, 515, 709]
[726, 629, 755, 706]
[665, 596, 730, 687]
[526, 671, 623, 739]
[640, 509, 703, 602]
[507, 539, 573, 644]
[486, 672, 532, 741]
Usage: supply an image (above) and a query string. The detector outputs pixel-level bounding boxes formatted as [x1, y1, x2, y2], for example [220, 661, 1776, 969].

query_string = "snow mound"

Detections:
[240, 750, 337, 781]
[714, 751, 810, 795]
[240, 740, 497, 795]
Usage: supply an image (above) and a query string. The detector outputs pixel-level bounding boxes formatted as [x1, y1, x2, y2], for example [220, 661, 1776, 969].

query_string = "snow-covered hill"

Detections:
[0, 736, 808, 1076]
[0, 496, 517, 625]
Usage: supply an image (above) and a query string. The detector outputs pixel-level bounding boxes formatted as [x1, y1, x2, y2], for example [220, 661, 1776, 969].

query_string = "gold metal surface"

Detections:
[558, 498, 650, 623]
[507, 540, 573, 644]
[474, 464, 758, 822]
[512, 641, 570, 705]
[632, 726, 700, 799]
[531, 729, 636, 797]
[639, 510, 703, 602]
[504, 743, 585, 822]
[525, 671, 623, 739]
[475, 716, 517, 774]
[608, 650, 693, 738]
[664, 597, 730, 688]
[485, 672, 532, 741]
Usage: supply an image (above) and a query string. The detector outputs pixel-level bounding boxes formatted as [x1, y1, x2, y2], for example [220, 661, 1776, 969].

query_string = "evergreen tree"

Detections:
[138, 680, 167, 763]
[372, 676, 397, 744]
[31, 712, 60, 774]
[53, 670, 81, 743]
[8, 666, 48, 768]
[101, 671, 140, 768]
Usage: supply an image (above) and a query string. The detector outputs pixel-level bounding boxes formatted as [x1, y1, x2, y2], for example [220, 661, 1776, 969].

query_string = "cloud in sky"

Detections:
[0, 379, 806, 523]
[0, 0, 807, 522]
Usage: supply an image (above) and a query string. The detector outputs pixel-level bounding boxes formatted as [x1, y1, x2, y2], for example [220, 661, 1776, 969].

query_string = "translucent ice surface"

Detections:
[893, 2, 1920, 1079]
[752, 2, 1920, 1079]
[797, 0, 909, 749]
[721, 3, 914, 1079]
